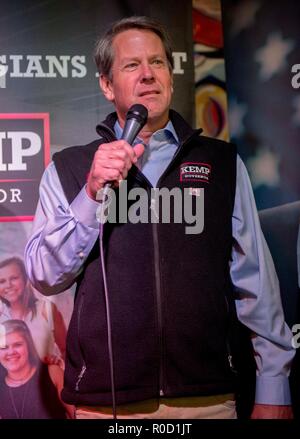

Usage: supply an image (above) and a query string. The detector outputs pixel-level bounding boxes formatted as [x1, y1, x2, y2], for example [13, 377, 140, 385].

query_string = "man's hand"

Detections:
[86, 140, 145, 200]
[251, 404, 293, 419]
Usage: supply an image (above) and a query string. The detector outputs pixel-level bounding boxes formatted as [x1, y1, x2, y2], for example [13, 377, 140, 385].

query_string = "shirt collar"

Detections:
[114, 119, 179, 146]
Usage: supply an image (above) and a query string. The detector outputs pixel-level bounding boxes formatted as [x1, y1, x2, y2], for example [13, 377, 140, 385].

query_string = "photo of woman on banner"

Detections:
[0, 319, 74, 419]
[0, 257, 66, 365]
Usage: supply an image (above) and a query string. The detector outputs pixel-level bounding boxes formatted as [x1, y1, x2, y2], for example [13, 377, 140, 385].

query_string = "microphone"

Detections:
[120, 103, 148, 144]
[103, 104, 148, 190]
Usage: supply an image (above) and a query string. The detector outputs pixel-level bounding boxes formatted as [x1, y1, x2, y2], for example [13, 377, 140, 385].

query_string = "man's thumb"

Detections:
[133, 143, 145, 159]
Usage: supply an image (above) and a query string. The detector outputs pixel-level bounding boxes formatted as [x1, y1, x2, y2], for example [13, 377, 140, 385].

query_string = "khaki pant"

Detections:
[75, 394, 237, 419]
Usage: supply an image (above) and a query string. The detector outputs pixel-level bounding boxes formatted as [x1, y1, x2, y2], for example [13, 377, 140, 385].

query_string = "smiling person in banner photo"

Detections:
[0, 319, 74, 419]
[25, 16, 294, 419]
[0, 257, 66, 365]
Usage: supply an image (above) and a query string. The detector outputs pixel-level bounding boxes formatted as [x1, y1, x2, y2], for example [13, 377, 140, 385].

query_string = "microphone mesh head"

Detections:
[127, 104, 148, 126]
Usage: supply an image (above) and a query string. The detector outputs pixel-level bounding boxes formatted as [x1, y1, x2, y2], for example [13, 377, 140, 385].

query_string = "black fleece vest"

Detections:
[53, 110, 238, 406]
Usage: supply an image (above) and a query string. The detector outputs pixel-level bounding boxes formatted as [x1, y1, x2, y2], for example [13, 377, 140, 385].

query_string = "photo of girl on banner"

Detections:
[0, 257, 66, 364]
[0, 319, 74, 419]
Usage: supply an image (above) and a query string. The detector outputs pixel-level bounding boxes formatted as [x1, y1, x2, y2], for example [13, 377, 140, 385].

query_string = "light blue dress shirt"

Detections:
[25, 121, 295, 405]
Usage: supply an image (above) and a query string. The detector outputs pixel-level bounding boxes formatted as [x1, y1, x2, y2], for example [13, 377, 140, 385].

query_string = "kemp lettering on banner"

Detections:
[0, 113, 50, 222]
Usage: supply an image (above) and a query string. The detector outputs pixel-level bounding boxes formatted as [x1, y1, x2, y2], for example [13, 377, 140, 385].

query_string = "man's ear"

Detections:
[99, 74, 114, 102]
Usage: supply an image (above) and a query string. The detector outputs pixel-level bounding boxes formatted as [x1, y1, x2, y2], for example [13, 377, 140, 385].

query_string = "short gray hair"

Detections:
[94, 16, 174, 79]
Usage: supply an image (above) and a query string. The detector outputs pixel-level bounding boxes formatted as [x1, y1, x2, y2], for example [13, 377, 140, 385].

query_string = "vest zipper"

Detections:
[224, 295, 237, 374]
[75, 293, 87, 392]
[152, 209, 165, 396]
[132, 174, 164, 395]
[148, 132, 201, 397]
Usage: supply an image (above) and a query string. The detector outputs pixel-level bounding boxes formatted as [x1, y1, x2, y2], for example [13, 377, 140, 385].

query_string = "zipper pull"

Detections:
[150, 196, 159, 221]
[75, 364, 87, 391]
[228, 354, 237, 374]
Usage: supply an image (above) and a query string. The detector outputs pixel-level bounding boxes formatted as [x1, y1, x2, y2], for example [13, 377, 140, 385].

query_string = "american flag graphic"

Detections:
[222, 0, 300, 209]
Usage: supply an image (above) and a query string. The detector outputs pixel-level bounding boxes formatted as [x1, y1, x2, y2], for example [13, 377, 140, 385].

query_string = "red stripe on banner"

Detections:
[192, 9, 223, 48]
[43, 113, 51, 167]
[0, 113, 49, 119]
[1, 216, 34, 222]
[0, 179, 38, 182]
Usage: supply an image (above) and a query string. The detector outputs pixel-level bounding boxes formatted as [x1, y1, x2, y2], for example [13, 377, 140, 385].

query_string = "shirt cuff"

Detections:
[69, 185, 99, 229]
[255, 376, 292, 405]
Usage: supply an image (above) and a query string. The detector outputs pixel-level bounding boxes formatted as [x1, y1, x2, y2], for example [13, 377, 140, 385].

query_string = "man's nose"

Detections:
[140, 62, 154, 81]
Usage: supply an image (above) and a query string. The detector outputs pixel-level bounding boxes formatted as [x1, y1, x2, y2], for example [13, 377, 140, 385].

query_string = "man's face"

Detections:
[100, 29, 173, 128]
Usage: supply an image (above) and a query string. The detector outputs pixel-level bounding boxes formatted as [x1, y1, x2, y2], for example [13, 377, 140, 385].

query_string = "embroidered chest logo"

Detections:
[180, 162, 211, 183]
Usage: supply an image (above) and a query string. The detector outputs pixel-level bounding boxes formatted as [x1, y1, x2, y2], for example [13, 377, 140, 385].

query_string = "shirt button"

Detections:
[78, 251, 84, 259]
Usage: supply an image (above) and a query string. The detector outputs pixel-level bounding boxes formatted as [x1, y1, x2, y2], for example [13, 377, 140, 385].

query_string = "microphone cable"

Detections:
[98, 187, 117, 419]
[96, 104, 148, 420]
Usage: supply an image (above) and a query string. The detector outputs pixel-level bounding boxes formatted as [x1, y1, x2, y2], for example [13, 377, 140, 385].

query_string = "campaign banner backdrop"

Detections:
[193, 0, 228, 140]
[0, 0, 195, 419]
[0, 113, 50, 221]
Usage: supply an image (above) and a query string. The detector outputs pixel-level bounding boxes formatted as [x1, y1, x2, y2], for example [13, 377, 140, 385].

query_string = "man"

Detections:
[25, 16, 295, 419]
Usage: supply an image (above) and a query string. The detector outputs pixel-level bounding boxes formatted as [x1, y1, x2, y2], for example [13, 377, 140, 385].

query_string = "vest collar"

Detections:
[96, 109, 202, 146]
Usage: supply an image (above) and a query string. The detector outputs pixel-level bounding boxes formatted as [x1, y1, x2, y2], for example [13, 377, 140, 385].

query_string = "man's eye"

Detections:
[123, 63, 138, 71]
[152, 59, 165, 66]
